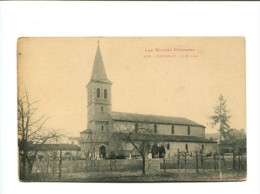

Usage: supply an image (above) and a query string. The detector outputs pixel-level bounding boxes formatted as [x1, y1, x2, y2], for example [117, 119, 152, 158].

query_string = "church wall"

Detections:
[81, 142, 110, 159]
[95, 112, 110, 122]
[87, 121, 95, 131]
[80, 132, 91, 143]
[174, 125, 189, 135]
[108, 117, 114, 138]
[91, 82, 111, 104]
[87, 85, 94, 105]
[106, 137, 217, 160]
[112, 121, 156, 133]
[190, 126, 205, 138]
[113, 121, 135, 132]
[94, 121, 110, 142]
[80, 142, 94, 158]
[87, 81, 112, 124]
[157, 124, 172, 135]
[163, 142, 217, 159]
[94, 104, 111, 114]
[87, 104, 94, 122]
[112, 121, 205, 138]
[137, 123, 155, 132]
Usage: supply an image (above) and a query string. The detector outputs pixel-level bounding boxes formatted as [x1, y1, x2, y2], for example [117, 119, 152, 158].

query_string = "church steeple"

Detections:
[89, 43, 111, 84]
[86, 41, 112, 133]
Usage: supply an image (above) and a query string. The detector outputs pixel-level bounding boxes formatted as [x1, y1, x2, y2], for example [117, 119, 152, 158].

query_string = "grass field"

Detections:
[26, 169, 246, 182]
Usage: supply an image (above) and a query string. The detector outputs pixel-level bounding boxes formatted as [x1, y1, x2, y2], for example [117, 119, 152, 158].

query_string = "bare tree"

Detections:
[113, 122, 157, 175]
[18, 90, 62, 180]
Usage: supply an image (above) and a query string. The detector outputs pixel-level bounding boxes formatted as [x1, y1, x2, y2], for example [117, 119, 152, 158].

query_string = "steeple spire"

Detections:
[89, 42, 111, 84]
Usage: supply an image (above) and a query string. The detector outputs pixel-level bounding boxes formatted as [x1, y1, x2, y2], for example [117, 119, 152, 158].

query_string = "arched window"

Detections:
[171, 125, 175, 134]
[104, 89, 107, 99]
[97, 88, 100, 98]
[188, 126, 190, 135]
[201, 144, 204, 151]
[185, 144, 189, 152]
[154, 124, 157, 133]
[135, 123, 138, 133]
[167, 143, 170, 150]
[101, 106, 103, 112]
[101, 126, 104, 133]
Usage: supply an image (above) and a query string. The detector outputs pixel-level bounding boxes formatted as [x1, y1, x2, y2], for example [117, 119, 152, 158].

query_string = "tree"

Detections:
[18, 90, 61, 180]
[151, 143, 159, 158]
[210, 94, 245, 147]
[210, 93, 231, 140]
[113, 122, 158, 175]
[159, 145, 166, 158]
[210, 93, 231, 179]
[210, 94, 246, 173]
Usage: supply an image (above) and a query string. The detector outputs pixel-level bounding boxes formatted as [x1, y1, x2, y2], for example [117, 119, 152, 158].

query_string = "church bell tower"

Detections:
[86, 42, 112, 143]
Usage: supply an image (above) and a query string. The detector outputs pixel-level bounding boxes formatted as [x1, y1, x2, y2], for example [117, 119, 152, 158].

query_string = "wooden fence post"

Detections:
[184, 152, 187, 172]
[75, 151, 78, 171]
[58, 150, 62, 180]
[163, 158, 166, 174]
[85, 159, 87, 172]
[222, 153, 225, 171]
[110, 160, 113, 172]
[232, 153, 236, 171]
[177, 149, 180, 174]
[238, 154, 241, 172]
[46, 157, 49, 174]
[97, 160, 99, 172]
[130, 158, 132, 172]
[213, 154, 217, 171]
[201, 152, 204, 171]
[52, 151, 56, 175]
[196, 150, 199, 173]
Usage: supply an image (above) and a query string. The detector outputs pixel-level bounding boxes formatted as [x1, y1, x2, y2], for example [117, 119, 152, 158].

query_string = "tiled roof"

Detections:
[110, 111, 204, 127]
[114, 132, 216, 143]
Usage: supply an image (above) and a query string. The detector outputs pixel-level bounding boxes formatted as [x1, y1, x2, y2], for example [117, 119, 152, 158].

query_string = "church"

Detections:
[80, 43, 217, 159]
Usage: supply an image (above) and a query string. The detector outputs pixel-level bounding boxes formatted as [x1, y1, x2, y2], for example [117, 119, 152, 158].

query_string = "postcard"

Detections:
[17, 37, 246, 182]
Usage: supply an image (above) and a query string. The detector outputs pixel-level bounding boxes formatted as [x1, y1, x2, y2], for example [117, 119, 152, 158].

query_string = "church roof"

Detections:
[114, 132, 216, 143]
[89, 44, 112, 84]
[110, 111, 204, 127]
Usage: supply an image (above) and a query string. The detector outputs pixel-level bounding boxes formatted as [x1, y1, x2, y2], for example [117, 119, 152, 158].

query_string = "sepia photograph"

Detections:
[17, 37, 246, 182]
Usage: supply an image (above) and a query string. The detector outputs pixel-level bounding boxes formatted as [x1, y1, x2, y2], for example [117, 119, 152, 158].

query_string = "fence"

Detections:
[32, 152, 246, 176]
[33, 159, 144, 174]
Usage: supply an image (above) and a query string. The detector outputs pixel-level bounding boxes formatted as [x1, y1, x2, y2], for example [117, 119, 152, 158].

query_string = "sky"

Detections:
[18, 37, 246, 136]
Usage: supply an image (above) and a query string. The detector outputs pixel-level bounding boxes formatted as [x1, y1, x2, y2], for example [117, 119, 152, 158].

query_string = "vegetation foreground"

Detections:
[25, 169, 246, 182]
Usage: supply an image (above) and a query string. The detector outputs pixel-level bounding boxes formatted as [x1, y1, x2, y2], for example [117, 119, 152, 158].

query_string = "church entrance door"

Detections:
[99, 145, 106, 159]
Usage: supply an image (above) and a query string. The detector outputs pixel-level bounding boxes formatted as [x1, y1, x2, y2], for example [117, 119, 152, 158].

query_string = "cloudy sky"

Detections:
[18, 37, 246, 136]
